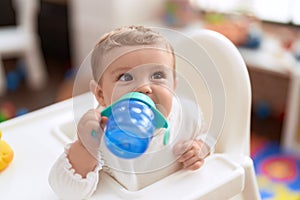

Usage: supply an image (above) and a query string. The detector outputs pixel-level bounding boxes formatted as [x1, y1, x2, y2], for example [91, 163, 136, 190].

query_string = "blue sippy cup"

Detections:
[101, 92, 169, 159]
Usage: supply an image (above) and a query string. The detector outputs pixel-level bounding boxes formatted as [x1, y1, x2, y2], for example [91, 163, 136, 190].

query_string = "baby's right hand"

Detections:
[77, 109, 107, 159]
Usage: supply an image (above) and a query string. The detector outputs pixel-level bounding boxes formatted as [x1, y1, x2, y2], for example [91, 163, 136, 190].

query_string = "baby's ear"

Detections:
[90, 80, 105, 106]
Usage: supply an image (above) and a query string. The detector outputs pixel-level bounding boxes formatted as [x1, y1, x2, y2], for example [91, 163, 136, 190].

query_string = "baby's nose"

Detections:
[135, 84, 152, 94]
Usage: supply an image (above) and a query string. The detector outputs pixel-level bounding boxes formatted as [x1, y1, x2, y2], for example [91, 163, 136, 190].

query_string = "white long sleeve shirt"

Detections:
[48, 97, 215, 199]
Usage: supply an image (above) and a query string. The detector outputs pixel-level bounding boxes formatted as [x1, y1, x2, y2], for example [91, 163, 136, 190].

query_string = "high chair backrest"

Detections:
[13, 0, 39, 32]
[176, 30, 252, 156]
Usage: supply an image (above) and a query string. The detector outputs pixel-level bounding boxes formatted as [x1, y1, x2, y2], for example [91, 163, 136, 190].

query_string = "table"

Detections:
[0, 96, 74, 199]
[239, 46, 300, 155]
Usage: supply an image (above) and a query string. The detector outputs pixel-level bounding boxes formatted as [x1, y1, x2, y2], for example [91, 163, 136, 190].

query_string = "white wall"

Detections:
[69, 0, 165, 68]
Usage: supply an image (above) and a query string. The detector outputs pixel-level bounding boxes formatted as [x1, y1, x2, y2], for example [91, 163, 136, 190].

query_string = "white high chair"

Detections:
[83, 30, 260, 199]
[0, 0, 47, 95]
[51, 29, 261, 199]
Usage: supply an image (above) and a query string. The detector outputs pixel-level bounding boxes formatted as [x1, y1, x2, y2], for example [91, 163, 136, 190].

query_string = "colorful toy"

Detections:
[255, 101, 271, 119]
[163, 0, 196, 27]
[0, 130, 14, 172]
[1, 101, 16, 119]
[0, 101, 28, 122]
[253, 140, 300, 199]
[16, 108, 28, 117]
[0, 112, 6, 122]
[241, 29, 262, 49]
[101, 92, 169, 159]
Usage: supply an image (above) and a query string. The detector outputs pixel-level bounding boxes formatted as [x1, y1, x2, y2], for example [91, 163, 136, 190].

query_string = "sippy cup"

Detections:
[101, 92, 169, 159]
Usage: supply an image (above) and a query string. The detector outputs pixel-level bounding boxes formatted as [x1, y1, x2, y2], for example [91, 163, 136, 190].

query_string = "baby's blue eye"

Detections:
[118, 73, 133, 81]
[151, 71, 165, 79]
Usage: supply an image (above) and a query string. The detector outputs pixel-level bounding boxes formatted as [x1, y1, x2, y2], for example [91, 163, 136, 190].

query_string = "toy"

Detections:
[0, 101, 28, 122]
[0, 130, 14, 172]
[163, 0, 196, 27]
[1, 101, 16, 119]
[16, 108, 28, 117]
[101, 92, 169, 159]
[0, 112, 6, 122]
[255, 101, 271, 119]
[6, 62, 26, 91]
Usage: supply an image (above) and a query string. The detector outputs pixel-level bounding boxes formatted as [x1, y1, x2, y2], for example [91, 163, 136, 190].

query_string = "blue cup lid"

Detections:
[101, 92, 170, 145]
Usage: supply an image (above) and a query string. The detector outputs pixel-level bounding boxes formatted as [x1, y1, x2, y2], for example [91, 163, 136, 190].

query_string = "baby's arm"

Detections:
[68, 109, 106, 176]
[68, 140, 98, 177]
[48, 144, 102, 200]
[48, 109, 105, 199]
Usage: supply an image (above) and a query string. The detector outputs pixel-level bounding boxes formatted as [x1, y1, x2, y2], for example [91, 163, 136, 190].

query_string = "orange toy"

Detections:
[0, 130, 14, 171]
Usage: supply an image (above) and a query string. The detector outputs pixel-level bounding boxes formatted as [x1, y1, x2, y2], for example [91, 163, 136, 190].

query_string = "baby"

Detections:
[48, 25, 213, 199]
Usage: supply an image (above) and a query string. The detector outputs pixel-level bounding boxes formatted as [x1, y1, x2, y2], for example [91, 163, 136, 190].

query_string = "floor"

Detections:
[251, 134, 300, 199]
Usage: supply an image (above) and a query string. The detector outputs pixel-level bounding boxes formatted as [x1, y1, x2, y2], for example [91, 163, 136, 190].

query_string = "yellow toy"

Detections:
[0, 130, 14, 172]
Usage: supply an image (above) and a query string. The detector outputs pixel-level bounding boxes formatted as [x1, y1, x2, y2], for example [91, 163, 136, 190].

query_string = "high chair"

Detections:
[0, 0, 47, 95]
[50, 29, 261, 199]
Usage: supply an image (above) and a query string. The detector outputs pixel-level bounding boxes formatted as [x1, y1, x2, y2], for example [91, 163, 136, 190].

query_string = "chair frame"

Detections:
[51, 29, 261, 200]
[0, 0, 47, 94]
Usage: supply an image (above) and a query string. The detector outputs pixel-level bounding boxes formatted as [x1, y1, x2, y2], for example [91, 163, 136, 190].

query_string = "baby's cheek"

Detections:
[155, 104, 167, 117]
[156, 97, 173, 117]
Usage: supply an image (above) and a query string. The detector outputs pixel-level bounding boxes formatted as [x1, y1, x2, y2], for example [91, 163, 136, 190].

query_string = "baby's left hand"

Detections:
[173, 140, 210, 171]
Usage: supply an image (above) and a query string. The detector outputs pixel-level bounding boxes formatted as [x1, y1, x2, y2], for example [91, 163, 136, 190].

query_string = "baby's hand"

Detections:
[173, 140, 210, 171]
[77, 109, 107, 159]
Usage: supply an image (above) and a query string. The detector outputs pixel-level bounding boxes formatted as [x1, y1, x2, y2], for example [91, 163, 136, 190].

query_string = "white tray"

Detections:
[0, 93, 245, 199]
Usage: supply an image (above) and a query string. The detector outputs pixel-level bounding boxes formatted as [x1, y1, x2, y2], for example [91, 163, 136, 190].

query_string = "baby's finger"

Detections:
[82, 110, 101, 123]
[85, 121, 103, 137]
[173, 141, 184, 156]
[100, 116, 108, 129]
[173, 140, 193, 156]
[78, 123, 102, 155]
[78, 120, 98, 132]
[185, 159, 204, 171]
[182, 155, 202, 167]
[178, 150, 195, 162]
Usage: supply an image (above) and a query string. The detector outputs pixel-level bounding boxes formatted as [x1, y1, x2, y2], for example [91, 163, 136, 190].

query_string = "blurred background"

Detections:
[0, 0, 70, 113]
[0, 0, 300, 198]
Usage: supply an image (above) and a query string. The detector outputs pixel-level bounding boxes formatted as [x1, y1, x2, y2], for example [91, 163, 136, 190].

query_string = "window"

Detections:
[191, 0, 300, 25]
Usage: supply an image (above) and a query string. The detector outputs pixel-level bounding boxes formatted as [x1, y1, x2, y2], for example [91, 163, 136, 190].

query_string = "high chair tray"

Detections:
[0, 96, 74, 199]
[0, 93, 245, 199]
[92, 154, 245, 200]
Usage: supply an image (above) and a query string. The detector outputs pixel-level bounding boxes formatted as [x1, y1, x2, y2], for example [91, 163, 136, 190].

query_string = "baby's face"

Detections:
[97, 48, 175, 117]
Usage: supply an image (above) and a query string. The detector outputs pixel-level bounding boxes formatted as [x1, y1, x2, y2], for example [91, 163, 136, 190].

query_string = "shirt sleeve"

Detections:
[48, 143, 102, 200]
[196, 133, 216, 154]
[174, 97, 216, 154]
[193, 103, 216, 154]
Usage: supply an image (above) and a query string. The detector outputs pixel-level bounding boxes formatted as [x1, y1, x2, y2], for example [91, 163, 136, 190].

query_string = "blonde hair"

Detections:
[91, 26, 175, 82]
